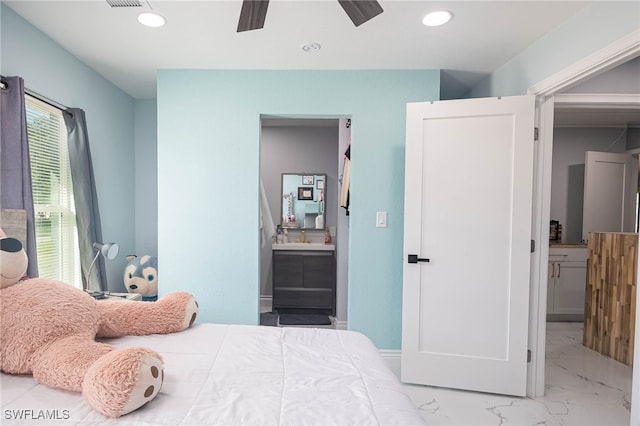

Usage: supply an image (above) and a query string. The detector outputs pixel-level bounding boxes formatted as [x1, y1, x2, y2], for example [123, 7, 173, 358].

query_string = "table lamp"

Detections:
[85, 241, 119, 296]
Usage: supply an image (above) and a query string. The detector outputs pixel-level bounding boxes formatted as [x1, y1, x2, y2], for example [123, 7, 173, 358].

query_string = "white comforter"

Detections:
[2, 323, 425, 425]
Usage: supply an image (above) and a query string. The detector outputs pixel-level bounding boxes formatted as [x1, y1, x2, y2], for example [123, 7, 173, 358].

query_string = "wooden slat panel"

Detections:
[583, 232, 638, 366]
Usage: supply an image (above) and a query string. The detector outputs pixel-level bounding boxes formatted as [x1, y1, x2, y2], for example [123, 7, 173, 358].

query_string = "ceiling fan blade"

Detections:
[237, 0, 270, 32]
[338, 0, 383, 27]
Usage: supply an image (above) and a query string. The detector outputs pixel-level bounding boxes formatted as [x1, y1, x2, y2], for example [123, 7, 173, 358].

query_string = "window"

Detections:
[25, 95, 81, 288]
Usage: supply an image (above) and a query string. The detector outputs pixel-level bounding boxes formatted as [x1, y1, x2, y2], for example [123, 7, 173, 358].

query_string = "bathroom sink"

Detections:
[272, 243, 335, 251]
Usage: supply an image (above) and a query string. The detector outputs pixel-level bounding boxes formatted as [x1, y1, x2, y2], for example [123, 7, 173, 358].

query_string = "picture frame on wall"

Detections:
[302, 175, 314, 185]
[298, 187, 314, 200]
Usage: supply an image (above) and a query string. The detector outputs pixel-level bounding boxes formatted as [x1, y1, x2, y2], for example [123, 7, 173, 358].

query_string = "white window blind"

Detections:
[25, 95, 82, 288]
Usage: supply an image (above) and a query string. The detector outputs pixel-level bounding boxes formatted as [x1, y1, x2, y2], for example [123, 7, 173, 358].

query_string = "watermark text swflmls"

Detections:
[4, 409, 71, 421]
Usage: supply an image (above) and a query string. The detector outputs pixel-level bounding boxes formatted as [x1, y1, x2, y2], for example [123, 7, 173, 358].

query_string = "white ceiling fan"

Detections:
[236, 0, 383, 32]
[106, 0, 384, 32]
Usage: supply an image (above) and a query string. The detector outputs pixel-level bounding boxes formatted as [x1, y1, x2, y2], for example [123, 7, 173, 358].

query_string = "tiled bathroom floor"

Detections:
[402, 322, 632, 425]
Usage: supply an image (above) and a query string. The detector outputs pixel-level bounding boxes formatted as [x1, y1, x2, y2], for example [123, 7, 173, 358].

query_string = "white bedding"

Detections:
[1, 323, 425, 425]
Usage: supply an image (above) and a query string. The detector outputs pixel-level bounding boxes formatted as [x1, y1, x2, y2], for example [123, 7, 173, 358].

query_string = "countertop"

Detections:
[272, 243, 335, 251]
[549, 242, 587, 248]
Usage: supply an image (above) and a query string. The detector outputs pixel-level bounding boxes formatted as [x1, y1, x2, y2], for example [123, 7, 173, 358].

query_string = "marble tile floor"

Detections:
[402, 322, 632, 425]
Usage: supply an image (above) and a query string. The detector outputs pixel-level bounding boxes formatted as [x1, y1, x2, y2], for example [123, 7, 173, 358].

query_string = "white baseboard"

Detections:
[379, 350, 402, 380]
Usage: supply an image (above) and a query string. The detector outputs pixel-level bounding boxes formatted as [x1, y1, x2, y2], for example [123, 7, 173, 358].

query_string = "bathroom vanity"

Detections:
[272, 243, 336, 315]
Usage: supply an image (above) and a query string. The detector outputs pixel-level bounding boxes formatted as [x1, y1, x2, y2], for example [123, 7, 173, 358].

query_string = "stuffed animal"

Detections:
[124, 255, 158, 301]
[0, 229, 198, 418]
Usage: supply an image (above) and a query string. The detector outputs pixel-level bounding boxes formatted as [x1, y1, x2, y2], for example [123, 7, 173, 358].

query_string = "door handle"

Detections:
[408, 254, 430, 264]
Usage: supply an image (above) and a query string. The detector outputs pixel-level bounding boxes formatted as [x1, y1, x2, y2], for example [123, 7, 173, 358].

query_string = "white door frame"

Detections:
[526, 28, 640, 404]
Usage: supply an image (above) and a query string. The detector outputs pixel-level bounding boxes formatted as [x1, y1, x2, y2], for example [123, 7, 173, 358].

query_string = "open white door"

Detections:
[401, 95, 535, 396]
[582, 151, 638, 242]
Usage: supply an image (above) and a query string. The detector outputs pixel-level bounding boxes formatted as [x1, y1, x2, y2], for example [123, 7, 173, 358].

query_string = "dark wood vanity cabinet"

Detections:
[272, 250, 336, 315]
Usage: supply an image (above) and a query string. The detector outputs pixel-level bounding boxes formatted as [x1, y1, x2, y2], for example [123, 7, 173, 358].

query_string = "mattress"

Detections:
[1, 323, 425, 425]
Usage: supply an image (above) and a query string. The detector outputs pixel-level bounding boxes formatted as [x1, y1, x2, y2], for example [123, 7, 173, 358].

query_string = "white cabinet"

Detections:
[547, 246, 587, 320]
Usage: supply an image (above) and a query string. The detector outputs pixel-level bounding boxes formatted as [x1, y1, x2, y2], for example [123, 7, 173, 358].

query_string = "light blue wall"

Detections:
[1, 5, 136, 291]
[133, 99, 158, 257]
[469, 2, 640, 97]
[158, 70, 439, 349]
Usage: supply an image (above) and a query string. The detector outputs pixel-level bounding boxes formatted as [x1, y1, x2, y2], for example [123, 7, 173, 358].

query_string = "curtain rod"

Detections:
[0, 75, 68, 110]
[26, 88, 68, 111]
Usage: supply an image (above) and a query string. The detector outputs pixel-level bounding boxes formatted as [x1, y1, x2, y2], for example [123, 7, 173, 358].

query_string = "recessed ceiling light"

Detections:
[138, 11, 166, 28]
[422, 10, 453, 27]
[301, 42, 321, 53]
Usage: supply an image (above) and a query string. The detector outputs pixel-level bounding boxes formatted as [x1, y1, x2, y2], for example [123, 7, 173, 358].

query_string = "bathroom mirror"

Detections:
[281, 173, 327, 229]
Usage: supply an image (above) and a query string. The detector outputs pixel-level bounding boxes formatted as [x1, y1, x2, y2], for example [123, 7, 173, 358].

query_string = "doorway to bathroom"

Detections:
[258, 116, 351, 329]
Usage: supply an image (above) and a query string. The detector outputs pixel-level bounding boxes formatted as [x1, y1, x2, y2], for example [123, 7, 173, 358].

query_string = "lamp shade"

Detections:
[93, 242, 119, 260]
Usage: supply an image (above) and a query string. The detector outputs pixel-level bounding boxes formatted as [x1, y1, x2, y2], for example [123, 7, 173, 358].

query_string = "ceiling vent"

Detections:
[106, 0, 142, 7]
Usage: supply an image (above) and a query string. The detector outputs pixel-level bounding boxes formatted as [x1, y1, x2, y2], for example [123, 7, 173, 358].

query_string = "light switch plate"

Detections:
[376, 211, 387, 227]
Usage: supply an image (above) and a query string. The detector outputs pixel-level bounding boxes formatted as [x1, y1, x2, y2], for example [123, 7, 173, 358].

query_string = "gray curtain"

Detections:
[63, 108, 107, 291]
[0, 76, 38, 276]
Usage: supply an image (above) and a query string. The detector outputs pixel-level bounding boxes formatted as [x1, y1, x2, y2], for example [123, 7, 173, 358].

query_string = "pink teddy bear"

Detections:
[0, 229, 198, 417]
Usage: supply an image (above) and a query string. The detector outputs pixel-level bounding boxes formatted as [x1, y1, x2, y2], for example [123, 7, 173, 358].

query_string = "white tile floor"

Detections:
[402, 322, 632, 425]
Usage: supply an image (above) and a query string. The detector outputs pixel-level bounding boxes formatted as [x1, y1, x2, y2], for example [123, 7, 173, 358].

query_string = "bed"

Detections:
[1, 323, 425, 425]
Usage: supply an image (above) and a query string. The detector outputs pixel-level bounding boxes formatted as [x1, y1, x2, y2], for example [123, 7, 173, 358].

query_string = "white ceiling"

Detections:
[5, 0, 592, 100]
